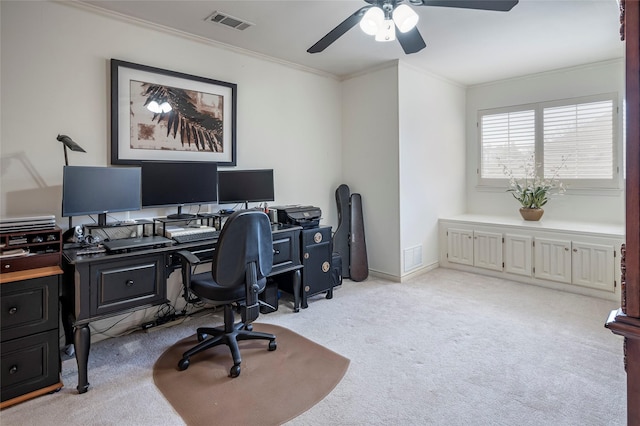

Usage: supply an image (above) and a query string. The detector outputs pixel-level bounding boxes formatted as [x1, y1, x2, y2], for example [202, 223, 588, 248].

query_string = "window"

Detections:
[478, 94, 619, 189]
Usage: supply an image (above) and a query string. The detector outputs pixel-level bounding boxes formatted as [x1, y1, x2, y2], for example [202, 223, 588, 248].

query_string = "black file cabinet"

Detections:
[300, 226, 333, 308]
[1, 268, 63, 407]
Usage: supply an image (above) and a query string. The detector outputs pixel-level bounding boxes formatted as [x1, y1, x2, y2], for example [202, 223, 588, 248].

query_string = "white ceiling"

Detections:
[81, 0, 624, 85]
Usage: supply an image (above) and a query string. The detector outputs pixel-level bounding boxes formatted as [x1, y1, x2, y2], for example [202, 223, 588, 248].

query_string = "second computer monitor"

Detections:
[217, 169, 274, 209]
[141, 161, 218, 219]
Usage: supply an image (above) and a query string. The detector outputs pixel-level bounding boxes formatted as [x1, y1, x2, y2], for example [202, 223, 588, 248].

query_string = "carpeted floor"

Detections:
[0, 268, 627, 425]
[153, 323, 349, 425]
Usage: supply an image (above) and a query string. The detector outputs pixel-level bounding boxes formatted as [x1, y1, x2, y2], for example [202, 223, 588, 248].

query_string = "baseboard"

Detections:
[368, 270, 401, 282]
[400, 261, 439, 283]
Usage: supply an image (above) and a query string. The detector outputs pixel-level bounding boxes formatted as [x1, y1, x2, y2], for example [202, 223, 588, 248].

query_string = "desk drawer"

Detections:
[1, 329, 59, 402]
[271, 228, 301, 274]
[1, 276, 58, 342]
[90, 255, 166, 317]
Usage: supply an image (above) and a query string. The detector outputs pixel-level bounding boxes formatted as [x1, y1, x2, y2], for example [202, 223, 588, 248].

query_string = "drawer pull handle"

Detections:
[125, 279, 135, 287]
[273, 248, 280, 255]
[9, 365, 18, 375]
[8, 307, 18, 315]
[4, 264, 10, 269]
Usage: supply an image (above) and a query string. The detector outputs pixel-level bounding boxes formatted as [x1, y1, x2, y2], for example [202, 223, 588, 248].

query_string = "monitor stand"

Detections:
[167, 206, 196, 220]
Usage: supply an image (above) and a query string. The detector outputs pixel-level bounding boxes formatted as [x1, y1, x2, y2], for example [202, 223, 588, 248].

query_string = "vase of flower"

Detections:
[503, 154, 566, 221]
[519, 207, 544, 221]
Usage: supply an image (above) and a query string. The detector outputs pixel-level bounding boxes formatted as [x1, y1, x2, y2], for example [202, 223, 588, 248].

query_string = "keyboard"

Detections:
[171, 230, 220, 244]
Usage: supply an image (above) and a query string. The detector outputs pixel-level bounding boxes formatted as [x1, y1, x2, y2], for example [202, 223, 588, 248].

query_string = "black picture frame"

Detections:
[110, 59, 237, 166]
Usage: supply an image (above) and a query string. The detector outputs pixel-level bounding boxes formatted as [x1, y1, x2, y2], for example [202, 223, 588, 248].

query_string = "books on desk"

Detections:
[0, 215, 56, 233]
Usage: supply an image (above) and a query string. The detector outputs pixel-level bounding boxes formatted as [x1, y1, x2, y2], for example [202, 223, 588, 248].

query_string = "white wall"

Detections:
[0, 1, 342, 228]
[342, 63, 401, 277]
[465, 60, 625, 224]
[398, 63, 466, 276]
[0, 0, 343, 342]
[341, 62, 467, 279]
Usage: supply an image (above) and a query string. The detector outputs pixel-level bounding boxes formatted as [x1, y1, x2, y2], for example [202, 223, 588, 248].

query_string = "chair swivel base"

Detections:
[177, 321, 276, 378]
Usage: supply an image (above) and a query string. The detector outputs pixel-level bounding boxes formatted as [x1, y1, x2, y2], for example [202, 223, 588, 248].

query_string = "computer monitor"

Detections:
[62, 166, 141, 226]
[141, 161, 218, 219]
[217, 169, 275, 209]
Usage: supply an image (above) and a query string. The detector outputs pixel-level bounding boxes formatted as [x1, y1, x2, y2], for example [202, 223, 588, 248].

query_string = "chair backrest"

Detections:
[212, 210, 273, 287]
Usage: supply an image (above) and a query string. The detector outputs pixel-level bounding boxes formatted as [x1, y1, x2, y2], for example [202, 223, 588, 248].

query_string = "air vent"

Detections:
[205, 11, 254, 31]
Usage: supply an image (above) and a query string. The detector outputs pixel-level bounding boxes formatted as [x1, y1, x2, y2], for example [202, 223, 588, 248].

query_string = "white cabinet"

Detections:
[447, 228, 473, 266]
[473, 231, 503, 271]
[534, 238, 572, 284]
[571, 242, 615, 291]
[504, 234, 532, 276]
[447, 229, 502, 271]
[439, 216, 624, 301]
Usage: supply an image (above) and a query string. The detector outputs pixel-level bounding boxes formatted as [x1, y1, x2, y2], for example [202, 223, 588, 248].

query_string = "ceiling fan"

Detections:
[307, 0, 519, 55]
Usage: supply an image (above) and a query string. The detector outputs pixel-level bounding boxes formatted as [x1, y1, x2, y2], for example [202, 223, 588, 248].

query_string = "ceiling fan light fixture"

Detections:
[392, 4, 419, 33]
[375, 19, 396, 42]
[360, 6, 384, 36]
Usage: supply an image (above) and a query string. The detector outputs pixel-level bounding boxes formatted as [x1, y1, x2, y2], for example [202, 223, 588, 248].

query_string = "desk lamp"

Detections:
[56, 134, 86, 166]
[57, 134, 87, 230]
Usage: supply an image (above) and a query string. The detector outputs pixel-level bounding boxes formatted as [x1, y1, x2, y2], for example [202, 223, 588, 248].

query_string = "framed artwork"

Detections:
[110, 59, 236, 166]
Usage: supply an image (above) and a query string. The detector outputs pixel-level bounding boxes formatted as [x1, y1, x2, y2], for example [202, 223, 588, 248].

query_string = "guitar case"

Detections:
[333, 184, 351, 278]
[349, 193, 369, 282]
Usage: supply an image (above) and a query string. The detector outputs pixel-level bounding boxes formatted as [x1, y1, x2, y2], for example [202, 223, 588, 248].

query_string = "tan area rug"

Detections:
[153, 323, 349, 426]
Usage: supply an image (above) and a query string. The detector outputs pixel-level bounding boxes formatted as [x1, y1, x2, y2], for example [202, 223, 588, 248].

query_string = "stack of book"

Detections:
[0, 215, 56, 234]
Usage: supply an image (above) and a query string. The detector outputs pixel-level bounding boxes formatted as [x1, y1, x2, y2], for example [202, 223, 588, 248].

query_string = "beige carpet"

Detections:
[153, 323, 350, 426]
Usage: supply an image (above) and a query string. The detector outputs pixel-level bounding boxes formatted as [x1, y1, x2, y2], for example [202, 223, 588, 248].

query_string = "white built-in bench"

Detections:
[439, 215, 625, 301]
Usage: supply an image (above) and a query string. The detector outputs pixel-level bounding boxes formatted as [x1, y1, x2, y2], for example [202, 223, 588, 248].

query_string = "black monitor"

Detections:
[141, 161, 218, 219]
[62, 166, 141, 226]
[217, 169, 275, 209]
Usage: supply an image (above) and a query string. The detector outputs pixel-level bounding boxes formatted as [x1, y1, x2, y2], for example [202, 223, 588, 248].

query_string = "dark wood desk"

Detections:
[60, 224, 302, 394]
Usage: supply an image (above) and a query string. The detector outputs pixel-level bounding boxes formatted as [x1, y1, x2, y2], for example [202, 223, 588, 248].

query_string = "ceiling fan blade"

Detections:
[413, 0, 518, 12]
[396, 27, 427, 54]
[307, 6, 372, 53]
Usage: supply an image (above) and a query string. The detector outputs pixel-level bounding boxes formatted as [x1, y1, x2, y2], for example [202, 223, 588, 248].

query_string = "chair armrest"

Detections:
[175, 250, 201, 266]
[175, 250, 203, 303]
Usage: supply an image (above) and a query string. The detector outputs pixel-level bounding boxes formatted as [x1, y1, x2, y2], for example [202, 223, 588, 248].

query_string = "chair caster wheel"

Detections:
[178, 358, 190, 371]
[197, 333, 207, 342]
[268, 340, 277, 351]
[244, 324, 253, 331]
[230, 364, 241, 378]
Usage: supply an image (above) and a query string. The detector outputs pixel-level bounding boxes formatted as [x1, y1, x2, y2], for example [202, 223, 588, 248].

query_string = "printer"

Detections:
[273, 205, 322, 229]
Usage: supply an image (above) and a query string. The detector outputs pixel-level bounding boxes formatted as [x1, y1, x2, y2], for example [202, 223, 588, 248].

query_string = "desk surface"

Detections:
[64, 223, 302, 264]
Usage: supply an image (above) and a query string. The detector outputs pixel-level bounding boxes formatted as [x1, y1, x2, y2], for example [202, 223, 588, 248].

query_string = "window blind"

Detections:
[478, 94, 618, 189]
[543, 100, 614, 179]
[480, 110, 535, 179]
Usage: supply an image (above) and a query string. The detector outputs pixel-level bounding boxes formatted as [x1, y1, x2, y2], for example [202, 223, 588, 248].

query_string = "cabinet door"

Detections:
[447, 228, 473, 266]
[504, 234, 532, 276]
[473, 231, 503, 271]
[301, 227, 332, 296]
[534, 238, 571, 283]
[571, 242, 615, 291]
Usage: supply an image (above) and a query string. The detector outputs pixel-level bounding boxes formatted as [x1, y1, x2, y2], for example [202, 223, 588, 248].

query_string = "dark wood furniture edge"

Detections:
[611, 0, 640, 424]
[0, 266, 63, 284]
[0, 380, 64, 410]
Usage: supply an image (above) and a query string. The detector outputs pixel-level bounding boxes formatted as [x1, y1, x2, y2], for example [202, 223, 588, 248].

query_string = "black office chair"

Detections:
[175, 210, 276, 378]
